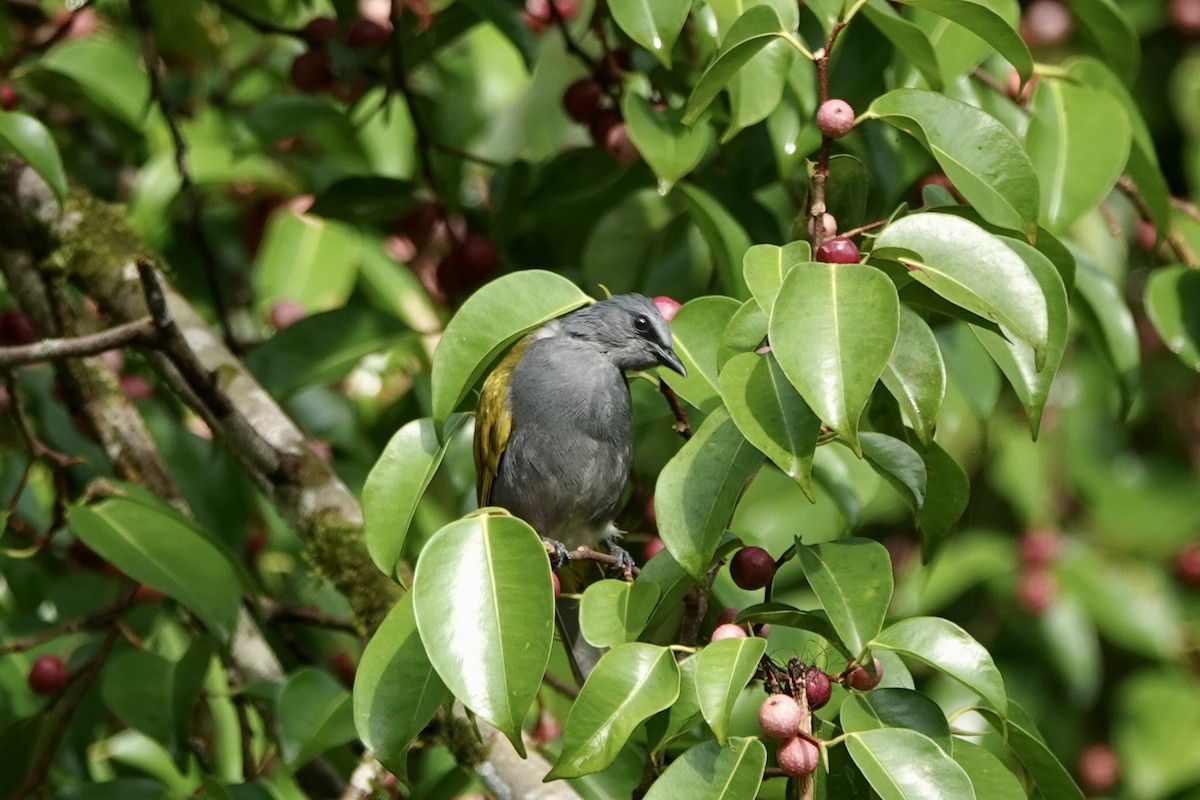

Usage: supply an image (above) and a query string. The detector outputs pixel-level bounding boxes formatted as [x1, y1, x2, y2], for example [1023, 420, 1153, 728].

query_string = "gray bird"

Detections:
[474, 294, 687, 567]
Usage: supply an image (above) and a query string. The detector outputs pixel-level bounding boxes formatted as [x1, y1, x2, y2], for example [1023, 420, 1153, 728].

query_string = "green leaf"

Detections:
[1061, 0, 1139, 83]
[695, 637, 766, 744]
[717, 300, 769, 369]
[736, 603, 847, 656]
[1073, 252, 1139, 409]
[622, 94, 709, 191]
[457, 0, 538, 69]
[101, 649, 209, 758]
[0, 112, 67, 204]
[548, 643, 680, 779]
[916, 443, 969, 559]
[980, 702, 1085, 800]
[953, 740, 1028, 800]
[881, 306, 945, 446]
[859, 432, 927, 510]
[277, 668, 357, 767]
[867, 90, 1039, 236]
[894, 0, 1032, 82]
[770, 262, 900, 453]
[677, 183, 753, 299]
[430, 271, 590, 423]
[363, 414, 469, 578]
[743, 241, 811, 313]
[412, 513, 554, 755]
[661, 295, 742, 411]
[354, 594, 448, 773]
[579, 579, 661, 649]
[723, 39, 795, 142]
[847, 728, 976, 800]
[252, 211, 362, 316]
[871, 617, 1007, 711]
[825, 155, 869, 233]
[1025, 80, 1131, 234]
[645, 654, 702, 755]
[861, 2, 943, 91]
[971, 237, 1069, 438]
[719, 352, 820, 500]
[798, 539, 894, 657]
[37, 36, 150, 129]
[839, 689, 952, 752]
[1144, 265, 1200, 372]
[1116, 670, 1200, 800]
[607, 0, 690, 67]
[643, 737, 766, 799]
[655, 409, 763, 580]
[308, 177, 418, 224]
[875, 214, 1048, 364]
[68, 499, 242, 641]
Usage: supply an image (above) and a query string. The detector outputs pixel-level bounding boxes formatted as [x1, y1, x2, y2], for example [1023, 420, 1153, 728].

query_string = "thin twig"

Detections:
[389, 0, 442, 203]
[553, 542, 641, 577]
[0, 317, 154, 368]
[0, 599, 126, 655]
[658, 381, 693, 439]
[1117, 175, 1198, 266]
[263, 601, 359, 634]
[542, 671, 579, 701]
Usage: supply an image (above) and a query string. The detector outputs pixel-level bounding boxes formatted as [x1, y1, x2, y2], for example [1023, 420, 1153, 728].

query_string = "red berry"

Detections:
[454, 234, 499, 283]
[270, 299, 308, 330]
[1018, 528, 1061, 568]
[290, 49, 336, 94]
[346, 18, 391, 48]
[653, 296, 681, 323]
[302, 16, 338, 44]
[1016, 568, 1057, 614]
[1019, 0, 1073, 47]
[711, 623, 749, 642]
[816, 99, 855, 138]
[563, 79, 605, 124]
[0, 82, 18, 111]
[551, 571, 561, 598]
[846, 657, 883, 691]
[777, 736, 820, 778]
[119, 374, 154, 401]
[1174, 543, 1200, 588]
[1076, 743, 1120, 795]
[28, 655, 69, 695]
[814, 236, 860, 264]
[730, 546, 776, 591]
[758, 694, 802, 739]
[805, 668, 832, 710]
[643, 536, 665, 560]
[0, 310, 37, 345]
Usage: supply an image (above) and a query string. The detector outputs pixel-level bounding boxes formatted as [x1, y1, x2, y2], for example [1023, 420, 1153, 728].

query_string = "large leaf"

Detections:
[411, 513, 554, 755]
[430, 271, 590, 423]
[1116, 670, 1200, 800]
[881, 306, 945, 446]
[875, 213, 1048, 364]
[722, 39, 794, 142]
[859, 432, 927, 511]
[1025, 80, 1130, 234]
[37, 36, 150, 128]
[643, 737, 766, 799]
[100, 644, 211, 761]
[1061, 0, 1139, 83]
[742, 241, 811, 313]
[1144, 265, 1200, 372]
[277, 668, 357, 767]
[645, 655, 702, 755]
[893, 0, 1031, 81]
[861, 2, 943, 90]
[0, 112, 67, 204]
[662, 295, 742, 411]
[916, 443, 970, 558]
[871, 617, 1006, 711]
[770, 262, 900, 453]
[718, 352, 820, 500]
[363, 414, 469, 578]
[717, 300, 769, 369]
[353, 594, 448, 773]
[622, 94, 710, 191]
[736, 603, 846, 656]
[953, 740, 1028, 800]
[677, 183, 753, 299]
[548, 643, 680, 779]
[1072, 255, 1139, 409]
[579, 579, 660, 649]
[655, 409, 763, 580]
[607, 0, 690, 68]
[980, 702, 1085, 800]
[847, 728, 976, 800]
[798, 539, 894, 657]
[839, 689, 952, 752]
[68, 498, 242, 641]
[252, 210, 362, 316]
[867, 90, 1039, 236]
[695, 637, 766, 744]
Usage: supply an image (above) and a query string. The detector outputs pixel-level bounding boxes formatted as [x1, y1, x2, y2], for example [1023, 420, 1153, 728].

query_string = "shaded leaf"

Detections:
[980, 703, 1085, 800]
[953, 740, 1028, 800]
[871, 617, 1006, 711]
[894, 0, 1032, 82]
[861, 2, 943, 90]
[579, 579, 661, 649]
[623, 94, 709, 190]
[661, 295, 742, 411]
[839, 689, 952, 752]
[859, 432, 927, 510]
[677, 183, 753, 299]
[916, 442, 969, 559]
[643, 737, 766, 800]
[0, 112, 67, 204]
[881, 306, 945, 446]
[1144, 265, 1200, 372]
[798, 539, 894, 657]
[277, 668, 357, 766]
[608, 0, 690, 67]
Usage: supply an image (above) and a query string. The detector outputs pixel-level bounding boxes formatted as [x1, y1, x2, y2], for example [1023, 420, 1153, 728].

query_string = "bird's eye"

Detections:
[633, 314, 651, 333]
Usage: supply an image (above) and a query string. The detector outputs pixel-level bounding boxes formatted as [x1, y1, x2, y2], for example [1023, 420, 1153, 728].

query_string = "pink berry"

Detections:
[816, 99, 855, 138]
[807, 212, 837, 241]
[845, 657, 883, 691]
[814, 236, 860, 264]
[758, 694, 802, 739]
[777, 736, 820, 778]
[1174, 0, 1200, 35]
[643, 536, 665, 560]
[1018, 528, 1062, 568]
[1020, 0, 1073, 46]
[711, 623, 748, 642]
[653, 296, 681, 323]
[604, 122, 639, 164]
[1076, 743, 1120, 795]
[302, 16, 338, 44]
[269, 299, 307, 330]
[730, 546, 775, 590]
[1016, 568, 1057, 614]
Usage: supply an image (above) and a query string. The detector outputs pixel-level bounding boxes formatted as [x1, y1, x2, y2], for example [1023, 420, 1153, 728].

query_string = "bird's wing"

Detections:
[473, 336, 531, 505]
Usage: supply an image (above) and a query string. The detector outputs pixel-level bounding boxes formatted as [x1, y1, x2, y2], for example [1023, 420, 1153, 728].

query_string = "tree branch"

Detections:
[0, 317, 153, 368]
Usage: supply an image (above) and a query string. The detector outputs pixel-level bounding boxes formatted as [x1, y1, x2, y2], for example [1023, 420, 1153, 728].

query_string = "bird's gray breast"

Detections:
[491, 336, 632, 547]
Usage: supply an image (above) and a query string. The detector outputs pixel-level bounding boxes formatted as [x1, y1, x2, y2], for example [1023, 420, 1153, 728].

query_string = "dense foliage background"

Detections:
[1, 0, 1200, 798]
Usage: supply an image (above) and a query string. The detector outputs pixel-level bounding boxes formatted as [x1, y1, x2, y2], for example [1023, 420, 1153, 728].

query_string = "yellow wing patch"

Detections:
[473, 336, 531, 505]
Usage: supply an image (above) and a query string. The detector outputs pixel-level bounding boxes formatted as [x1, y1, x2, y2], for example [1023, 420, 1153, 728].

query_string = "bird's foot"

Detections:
[601, 538, 637, 581]
[541, 537, 571, 569]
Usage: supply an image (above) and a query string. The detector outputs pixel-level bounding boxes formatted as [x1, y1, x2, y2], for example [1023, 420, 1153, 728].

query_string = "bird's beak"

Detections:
[656, 345, 687, 377]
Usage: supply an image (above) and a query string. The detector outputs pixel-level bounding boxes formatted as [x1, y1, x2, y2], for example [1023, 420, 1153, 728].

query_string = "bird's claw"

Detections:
[602, 539, 636, 580]
[542, 537, 571, 569]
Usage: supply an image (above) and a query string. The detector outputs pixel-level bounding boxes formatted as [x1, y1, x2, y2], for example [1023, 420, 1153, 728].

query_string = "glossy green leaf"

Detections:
[252, 211, 361, 316]
[881, 306, 945, 446]
[0, 112, 67, 204]
[717, 300, 769, 369]
[100, 646, 209, 759]
[277, 668, 357, 766]
[1116, 670, 1200, 800]
[798, 539, 894, 657]
[736, 603, 846, 655]
[655, 409, 763, 580]
[644, 737, 766, 800]
[68, 499, 242, 641]
[953, 740, 1027, 800]
[1073, 254, 1139, 409]
[875, 214, 1048, 364]
[980, 703, 1084, 800]
[677, 183, 753, 299]
[859, 432, 927, 510]
[723, 39, 794, 142]
[363, 414, 469, 578]
[839, 689, 952, 751]
[308, 176, 418, 224]
[548, 643, 680, 779]
[661, 295, 742, 411]
[1061, 0, 1139, 83]
[607, 0, 690, 67]
[894, 0, 1031, 81]
[1025, 80, 1130, 234]
[412, 513, 554, 755]
[696, 636, 766, 744]
[742, 240, 811, 313]
[645, 655, 702, 755]
[971, 238, 1069, 438]
[430, 271, 590, 423]
[871, 617, 1006, 711]
[847, 728, 976, 800]
[354, 594, 448, 773]
[916, 442, 969, 559]
[770, 262, 900, 452]
[579, 579, 661, 649]
[37, 36, 151, 129]
[719, 352, 820, 500]
[1144, 265, 1200, 372]
[868, 90, 1039, 235]
[861, 2, 943, 90]
[622, 94, 709, 191]
[457, 0, 538, 69]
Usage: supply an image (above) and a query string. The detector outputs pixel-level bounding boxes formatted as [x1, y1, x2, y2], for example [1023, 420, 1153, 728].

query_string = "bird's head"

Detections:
[558, 294, 687, 376]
